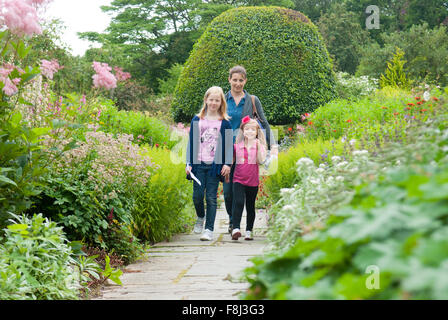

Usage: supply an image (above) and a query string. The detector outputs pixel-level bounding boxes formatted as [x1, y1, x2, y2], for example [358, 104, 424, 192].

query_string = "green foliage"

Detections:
[317, 2, 371, 74]
[0, 213, 80, 300]
[305, 87, 415, 141]
[243, 110, 448, 300]
[29, 130, 154, 260]
[357, 24, 448, 86]
[132, 146, 195, 243]
[172, 6, 336, 124]
[157, 63, 184, 96]
[264, 137, 344, 205]
[379, 48, 412, 90]
[99, 104, 175, 148]
[335, 72, 378, 100]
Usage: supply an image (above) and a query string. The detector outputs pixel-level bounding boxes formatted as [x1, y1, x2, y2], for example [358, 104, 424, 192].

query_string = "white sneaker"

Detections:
[193, 217, 205, 234]
[231, 228, 241, 240]
[200, 229, 213, 241]
[244, 231, 253, 240]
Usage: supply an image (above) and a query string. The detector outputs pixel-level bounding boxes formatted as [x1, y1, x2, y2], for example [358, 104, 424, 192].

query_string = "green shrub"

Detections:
[242, 110, 448, 300]
[264, 137, 344, 205]
[0, 213, 79, 300]
[335, 72, 378, 100]
[357, 24, 448, 86]
[132, 146, 195, 243]
[30, 131, 154, 258]
[305, 87, 415, 141]
[379, 47, 412, 90]
[172, 6, 336, 124]
[99, 104, 175, 148]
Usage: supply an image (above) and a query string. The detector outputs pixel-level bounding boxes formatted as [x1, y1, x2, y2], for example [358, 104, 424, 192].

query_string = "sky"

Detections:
[43, 0, 113, 56]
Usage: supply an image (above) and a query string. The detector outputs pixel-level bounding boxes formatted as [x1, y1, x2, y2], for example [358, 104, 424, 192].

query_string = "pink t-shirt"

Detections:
[198, 118, 222, 162]
[233, 141, 265, 187]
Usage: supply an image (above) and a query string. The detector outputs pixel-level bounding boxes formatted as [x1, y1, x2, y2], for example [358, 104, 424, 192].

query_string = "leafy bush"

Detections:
[242, 110, 448, 300]
[132, 146, 195, 243]
[379, 47, 412, 90]
[357, 23, 448, 86]
[304, 87, 418, 141]
[264, 137, 344, 205]
[0, 213, 80, 300]
[31, 131, 155, 256]
[335, 72, 378, 100]
[99, 104, 175, 148]
[172, 6, 336, 124]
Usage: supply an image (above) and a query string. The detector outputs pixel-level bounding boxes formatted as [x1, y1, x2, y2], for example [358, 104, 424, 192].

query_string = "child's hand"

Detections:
[186, 165, 192, 175]
[221, 165, 231, 176]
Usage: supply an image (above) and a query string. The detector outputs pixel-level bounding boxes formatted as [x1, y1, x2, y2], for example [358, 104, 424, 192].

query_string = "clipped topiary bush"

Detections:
[172, 6, 337, 124]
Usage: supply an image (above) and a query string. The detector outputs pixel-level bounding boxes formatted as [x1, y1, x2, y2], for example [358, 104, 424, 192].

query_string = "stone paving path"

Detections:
[95, 203, 269, 300]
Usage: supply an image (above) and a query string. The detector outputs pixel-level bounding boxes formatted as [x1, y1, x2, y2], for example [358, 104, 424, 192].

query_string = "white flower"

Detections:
[281, 188, 293, 195]
[282, 205, 295, 211]
[349, 139, 356, 146]
[297, 157, 314, 166]
[336, 161, 348, 168]
[423, 91, 431, 101]
[331, 156, 341, 163]
[316, 168, 325, 174]
[353, 150, 368, 157]
[336, 176, 344, 182]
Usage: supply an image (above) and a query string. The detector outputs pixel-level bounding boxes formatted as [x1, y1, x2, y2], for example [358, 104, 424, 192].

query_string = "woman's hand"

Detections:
[186, 165, 192, 175]
[221, 164, 231, 176]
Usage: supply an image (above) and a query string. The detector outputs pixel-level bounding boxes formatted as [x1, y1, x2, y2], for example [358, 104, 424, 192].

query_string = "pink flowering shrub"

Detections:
[47, 131, 156, 189]
[32, 130, 158, 248]
[40, 59, 63, 79]
[0, 0, 51, 37]
[0, 64, 21, 96]
[113, 66, 131, 82]
[92, 61, 117, 90]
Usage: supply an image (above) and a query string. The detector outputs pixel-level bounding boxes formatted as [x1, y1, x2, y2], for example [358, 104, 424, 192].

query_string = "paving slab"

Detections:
[95, 204, 268, 300]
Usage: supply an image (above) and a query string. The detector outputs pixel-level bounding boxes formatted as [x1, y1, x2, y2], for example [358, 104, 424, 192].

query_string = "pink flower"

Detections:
[92, 61, 117, 90]
[2, 77, 19, 96]
[40, 59, 63, 79]
[0, 64, 19, 96]
[0, 0, 44, 36]
[113, 66, 131, 81]
[242, 115, 251, 124]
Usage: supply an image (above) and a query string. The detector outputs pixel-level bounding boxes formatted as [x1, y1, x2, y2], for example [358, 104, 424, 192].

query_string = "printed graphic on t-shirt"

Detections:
[198, 119, 221, 162]
[201, 127, 218, 155]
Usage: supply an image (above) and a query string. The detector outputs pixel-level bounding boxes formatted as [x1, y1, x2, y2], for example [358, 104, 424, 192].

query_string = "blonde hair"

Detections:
[197, 86, 230, 120]
[236, 118, 267, 149]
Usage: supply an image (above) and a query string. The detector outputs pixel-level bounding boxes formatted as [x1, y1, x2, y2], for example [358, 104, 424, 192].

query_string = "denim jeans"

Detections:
[192, 162, 220, 231]
[222, 164, 235, 224]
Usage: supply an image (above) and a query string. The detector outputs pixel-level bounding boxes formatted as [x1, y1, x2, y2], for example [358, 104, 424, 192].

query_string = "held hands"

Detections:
[185, 165, 192, 175]
[221, 164, 231, 176]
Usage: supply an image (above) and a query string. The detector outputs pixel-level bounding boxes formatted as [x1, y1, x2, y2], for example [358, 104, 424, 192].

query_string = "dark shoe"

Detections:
[228, 223, 233, 234]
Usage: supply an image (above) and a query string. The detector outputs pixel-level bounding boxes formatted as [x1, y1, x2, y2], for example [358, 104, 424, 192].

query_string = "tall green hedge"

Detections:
[171, 6, 337, 124]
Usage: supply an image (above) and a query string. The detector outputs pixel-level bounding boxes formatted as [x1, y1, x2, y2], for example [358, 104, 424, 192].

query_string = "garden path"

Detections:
[95, 201, 269, 300]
